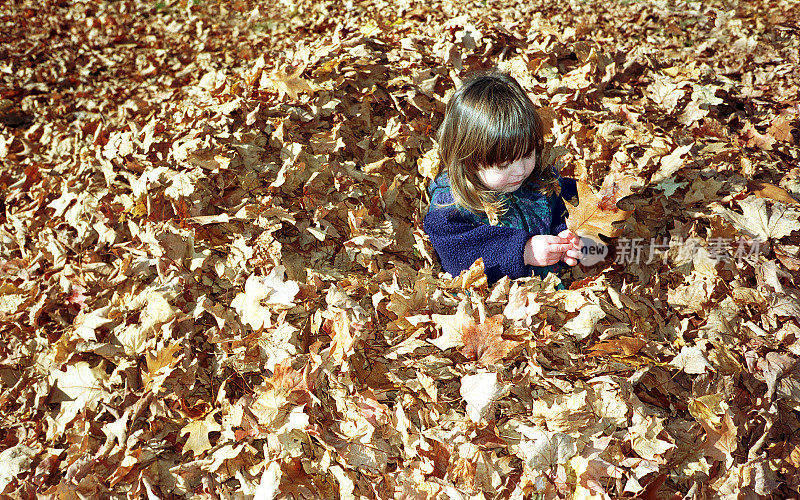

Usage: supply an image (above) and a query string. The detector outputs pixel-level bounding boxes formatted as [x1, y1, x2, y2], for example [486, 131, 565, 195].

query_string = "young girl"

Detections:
[423, 71, 582, 284]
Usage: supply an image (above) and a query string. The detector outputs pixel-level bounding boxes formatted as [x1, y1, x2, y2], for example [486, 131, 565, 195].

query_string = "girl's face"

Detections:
[477, 153, 536, 193]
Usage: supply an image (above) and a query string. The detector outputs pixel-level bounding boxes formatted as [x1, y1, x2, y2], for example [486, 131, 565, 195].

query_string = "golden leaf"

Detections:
[565, 172, 639, 240]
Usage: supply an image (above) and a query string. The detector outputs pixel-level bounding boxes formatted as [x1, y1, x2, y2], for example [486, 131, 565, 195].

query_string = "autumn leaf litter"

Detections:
[1, 0, 800, 497]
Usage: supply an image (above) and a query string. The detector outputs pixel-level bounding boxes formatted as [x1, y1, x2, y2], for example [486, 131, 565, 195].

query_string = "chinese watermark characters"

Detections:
[610, 237, 763, 265]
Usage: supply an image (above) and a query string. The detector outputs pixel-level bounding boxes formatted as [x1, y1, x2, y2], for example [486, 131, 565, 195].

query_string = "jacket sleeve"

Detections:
[551, 176, 578, 235]
[423, 207, 532, 283]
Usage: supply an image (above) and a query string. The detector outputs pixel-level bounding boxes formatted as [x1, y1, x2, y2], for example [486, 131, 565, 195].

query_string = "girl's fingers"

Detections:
[541, 235, 568, 245]
[561, 253, 577, 266]
[558, 229, 580, 244]
[549, 243, 573, 254]
[531, 235, 585, 266]
[547, 235, 578, 246]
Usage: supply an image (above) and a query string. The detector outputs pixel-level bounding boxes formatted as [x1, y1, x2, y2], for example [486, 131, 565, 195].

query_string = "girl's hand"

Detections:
[524, 233, 581, 267]
[557, 229, 582, 266]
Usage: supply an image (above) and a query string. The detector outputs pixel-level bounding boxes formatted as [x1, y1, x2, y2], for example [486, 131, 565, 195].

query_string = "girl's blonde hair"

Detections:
[438, 71, 558, 216]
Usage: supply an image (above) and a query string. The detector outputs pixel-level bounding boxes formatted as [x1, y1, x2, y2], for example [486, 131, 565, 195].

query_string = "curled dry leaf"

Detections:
[445, 257, 488, 290]
[586, 336, 647, 357]
[746, 181, 800, 206]
[460, 371, 508, 423]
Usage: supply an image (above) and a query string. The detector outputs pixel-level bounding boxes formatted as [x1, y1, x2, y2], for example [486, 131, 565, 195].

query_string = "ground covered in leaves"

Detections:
[2, 0, 800, 497]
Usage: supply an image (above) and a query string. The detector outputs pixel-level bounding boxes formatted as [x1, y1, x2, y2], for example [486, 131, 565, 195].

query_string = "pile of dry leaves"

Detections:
[1, 0, 799, 497]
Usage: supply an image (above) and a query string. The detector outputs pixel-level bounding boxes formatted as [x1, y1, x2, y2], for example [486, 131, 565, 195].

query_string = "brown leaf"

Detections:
[698, 411, 738, 463]
[586, 336, 647, 357]
[461, 314, 520, 366]
[768, 114, 797, 144]
[32, 454, 60, 488]
[537, 106, 556, 135]
[143, 342, 182, 391]
[746, 181, 800, 206]
[640, 473, 668, 500]
[445, 258, 488, 291]
[355, 389, 390, 427]
[270, 65, 314, 100]
[775, 244, 800, 271]
[788, 442, 800, 468]
[741, 122, 776, 151]
[266, 358, 316, 405]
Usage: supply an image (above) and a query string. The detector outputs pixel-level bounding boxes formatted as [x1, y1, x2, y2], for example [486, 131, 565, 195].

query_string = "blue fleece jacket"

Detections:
[423, 169, 578, 284]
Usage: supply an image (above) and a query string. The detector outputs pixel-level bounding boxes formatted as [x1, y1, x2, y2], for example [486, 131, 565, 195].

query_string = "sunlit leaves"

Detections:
[231, 266, 300, 331]
[713, 196, 800, 242]
[2, 0, 800, 497]
[460, 314, 520, 366]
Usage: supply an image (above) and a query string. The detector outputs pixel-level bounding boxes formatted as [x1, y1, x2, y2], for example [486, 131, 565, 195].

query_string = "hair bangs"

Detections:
[481, 108, 538, 169]
[453, 84, 539, 171]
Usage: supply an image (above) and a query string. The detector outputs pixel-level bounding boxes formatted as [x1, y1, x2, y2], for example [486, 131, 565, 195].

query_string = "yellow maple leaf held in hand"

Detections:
[565, 173, 640, 241]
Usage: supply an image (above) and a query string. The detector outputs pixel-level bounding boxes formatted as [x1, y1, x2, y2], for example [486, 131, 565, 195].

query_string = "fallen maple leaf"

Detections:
[269, 64, 314, 100]
[560, 303, 606, 341]
[266, 358, 317, 406]
[697, 411, 738, 467]
[745, 181, 800, 206]
[461, 314, 520, 366]
[713, 196, 800, 242]
[143, 342, 182, 393]
[231, 266, 300, 331]
[181, 410, 222, 456]
[670, 345, 712, 374]
[52, 361, 107, 410]
[767, 114, 797, 144]
[647, 74, 686, 114]
[430, 298, 471, 351]
[650, 143, 693, 184]
[740, 122, 776, 151]
[565, 172, 639, 240]
[9, 1, 800, 497]
[626, 415, 676, 462]
[518, 427, 577, 471]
